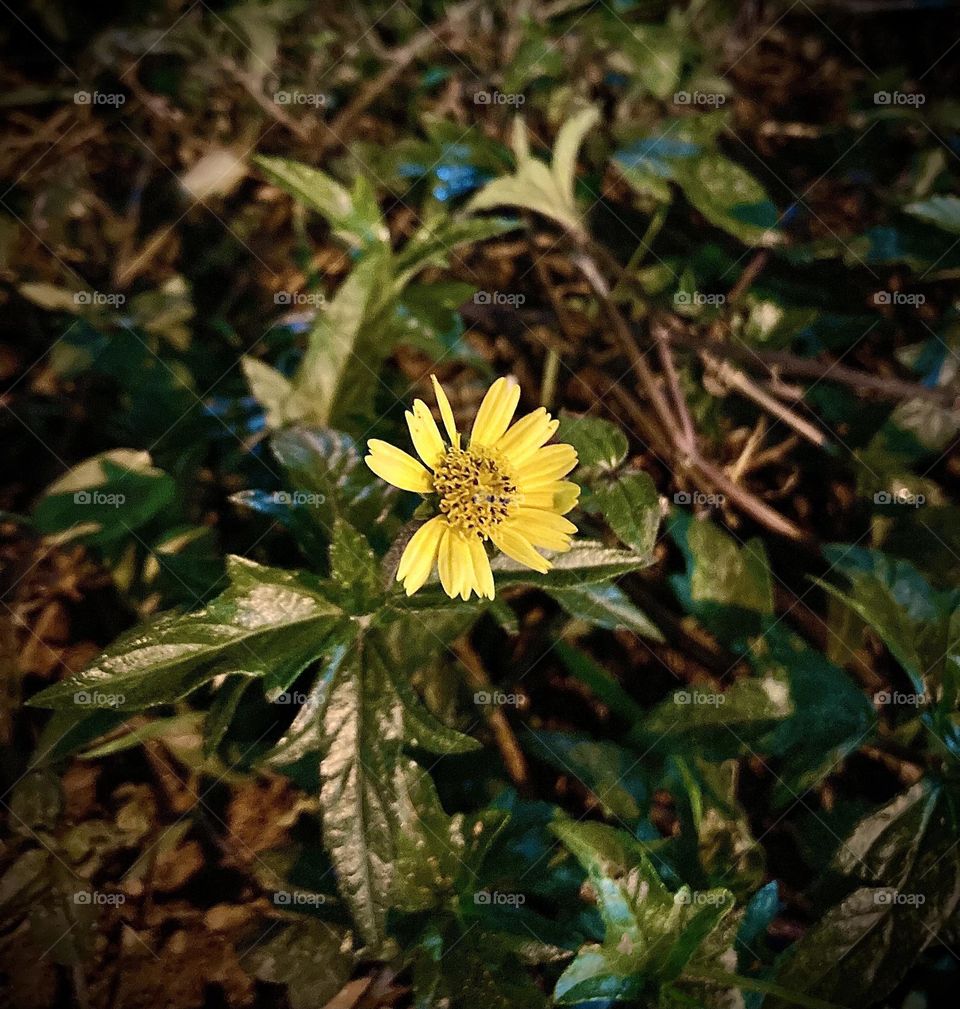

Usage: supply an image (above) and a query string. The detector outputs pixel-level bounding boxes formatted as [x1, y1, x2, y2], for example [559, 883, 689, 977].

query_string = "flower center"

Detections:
[433, 446, 518, 538]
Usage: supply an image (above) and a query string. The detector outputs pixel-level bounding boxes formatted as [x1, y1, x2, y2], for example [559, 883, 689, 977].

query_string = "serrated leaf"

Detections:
[29, 557, 342, 711]
[557, 413, 629, 473]
[816, 546, 957, 693]
[255, 154, 388, 248]
[329, 518, 381, 604]
[771, 785, 960, 1008]
[551, 583, 663, 640]
[551, 818, 737, 1004]
[489, 539, 650, 588]
[292, 250, 396, 427]
[270, 425, 398, 536]
[466, 110, 598, 236]
[593, 470, 661, 557]
[319, 635, 402, 948]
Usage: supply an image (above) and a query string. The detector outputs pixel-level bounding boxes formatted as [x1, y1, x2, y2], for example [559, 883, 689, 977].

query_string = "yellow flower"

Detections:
[365, 376, 579, 600]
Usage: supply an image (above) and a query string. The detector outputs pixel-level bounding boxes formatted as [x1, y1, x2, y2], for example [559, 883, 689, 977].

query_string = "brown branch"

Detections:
[572, 251, 814, 546]
[663, 320, 958, 408]
[453, 639, 530, 792]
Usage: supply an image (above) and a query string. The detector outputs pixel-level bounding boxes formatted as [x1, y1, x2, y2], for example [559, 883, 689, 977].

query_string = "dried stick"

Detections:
[454, 639, 530, 792]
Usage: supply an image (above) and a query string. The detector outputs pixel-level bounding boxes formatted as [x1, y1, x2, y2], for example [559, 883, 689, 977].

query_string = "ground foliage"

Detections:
[2, 1, 960, 1008]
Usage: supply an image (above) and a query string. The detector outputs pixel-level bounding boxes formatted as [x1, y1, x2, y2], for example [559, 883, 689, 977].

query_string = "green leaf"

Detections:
[816, 546, 957, 693]
[292, 249, 396, 427]
[489, 539, 651, 588]
[394, 215, 518, 281]
[671, 153, 781, 246]
[592, 470, 661, 557]
[557, 413, 629, 473]
[318, 633, 403, 948]
[904, 194, 960, 235]
[240, 357, 295, 429]
[551, 583, 663, 640]
[670, 513, 774, 643]
[329, 518, 381, 605]
[637, 672, 793, 756]
[552, 106, 602, 210]
[466, 108, 599, 236]
[255, 154, 388, 249]
[392, 759, 503, 912]
[412, 920, 549, 1009]
[771, 783, 960, 1007]
[270, 426, 398, 536]
[551, 818, 737, 1004]
[683, 758, 765, 898]
[242, 919, 354, 1009]
[757, 628, 876, 801]
[33, 451, 176, 547]
[29, 557, 342, 711]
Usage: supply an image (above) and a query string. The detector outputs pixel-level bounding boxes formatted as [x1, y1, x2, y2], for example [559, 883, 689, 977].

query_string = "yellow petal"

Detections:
[396, 516, 446, 595]
[452, 534, 474, 600]
[490, 526, 551, 574]
[431, 375, 460, 449]
[467, 536, 495, 599]
[495, 408, 555, 464]
[516, 444, 578, 487]
[366, 440, 434, 493]
[470, 377, 521, 447]
[437, 526, 457, 598]
[406, 400, 445, 470]
[505, 508, 577, 552]
[520, 480, 580, 514]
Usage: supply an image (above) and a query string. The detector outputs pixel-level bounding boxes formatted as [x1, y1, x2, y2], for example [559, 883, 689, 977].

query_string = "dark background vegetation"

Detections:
[2, 2, 960, 1008]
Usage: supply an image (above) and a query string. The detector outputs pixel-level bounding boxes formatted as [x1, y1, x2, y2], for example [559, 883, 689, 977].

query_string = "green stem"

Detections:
[610, 205, 668, 300]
